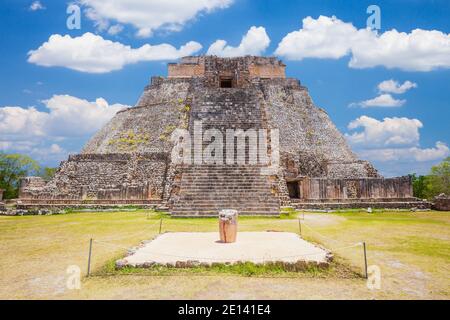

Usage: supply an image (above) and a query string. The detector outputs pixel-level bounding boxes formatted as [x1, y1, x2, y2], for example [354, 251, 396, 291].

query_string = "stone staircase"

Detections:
[170, 87, 280, 216]
[171, 165, 280, 216]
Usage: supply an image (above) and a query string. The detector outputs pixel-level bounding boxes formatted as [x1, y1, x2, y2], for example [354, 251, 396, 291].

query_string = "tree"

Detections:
[0, 153, 40, 199]
[425, 157, 450, 199]
[410, 174, 427, 199]
[40, 167, 58, 181]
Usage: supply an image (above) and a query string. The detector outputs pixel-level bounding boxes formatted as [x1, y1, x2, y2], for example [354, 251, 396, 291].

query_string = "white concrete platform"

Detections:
[116, 232, 332, 269]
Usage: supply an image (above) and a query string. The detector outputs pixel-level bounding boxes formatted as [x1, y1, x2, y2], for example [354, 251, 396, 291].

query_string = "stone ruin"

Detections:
[433, 194, 450, 211]
[0, 189, 5, 211]
[19, 56, 428, 215]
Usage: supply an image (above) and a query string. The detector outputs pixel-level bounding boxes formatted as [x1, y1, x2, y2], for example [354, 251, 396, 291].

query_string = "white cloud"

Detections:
[356, 142, 449, 163]
[0, 106, 48, 138]
[107, 24, 124, 36]
[0, 95, 129, 159]
[30, 1, 45, 11]
[80, 0, 233, 37]
[346, 116, 449, 169]
[378, 80, 417, 94]
[275, 15, 450, 72]
[1, 141, 70, 166]
[207, 26, 270, 57]
[346, 116, 423, 148]
[350, 94, 406, 108]
[42, 95, 128, 137]
[29, 143, 69, 162]
[275, 16, 358, 60]
[28, 32, 202, 73]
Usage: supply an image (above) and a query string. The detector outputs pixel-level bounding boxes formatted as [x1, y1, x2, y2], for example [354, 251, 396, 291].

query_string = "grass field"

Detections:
[0, 209, 449, 299]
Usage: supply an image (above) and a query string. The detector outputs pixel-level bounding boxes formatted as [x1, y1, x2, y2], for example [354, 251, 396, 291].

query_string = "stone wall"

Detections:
[262, 79, 379, 179]
[168, 56, 286, 86]
[295, 176, 413, 200]
[82, 79, 191, 154]
[0, 189, 4, 211]
[20, 153, 170, 201]
[168, 62, 205, 78]
[248, 63, 286, 79]
[433, 194, 450, 211]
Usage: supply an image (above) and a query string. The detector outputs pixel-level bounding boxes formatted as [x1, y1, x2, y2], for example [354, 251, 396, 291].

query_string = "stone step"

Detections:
[180, 170, 270, 172]
[172, 207, 280, 213]
[179, 174, 271, 178]
[179, 195, 275, 200]
[174, 205, 279, 210]
[179, 181, 271, 185]
[180, 172, 268, 176]
[175, 196, 279, 201]
[176, 200, 279, 206]
[179, 188, 273, 193]
[179, 200, 275, 205]
[179, 189, 274, 194]
[180, 172, 267, 176]
[171, 88, 278, 216]
[179, 188, 273, 192]
[171, 210, 280, 216]
[180, 174, 271, 178]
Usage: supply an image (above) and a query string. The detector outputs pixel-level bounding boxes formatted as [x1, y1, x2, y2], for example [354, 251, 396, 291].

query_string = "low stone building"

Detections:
[19, 56, 427, 215]
[0, 189, 5, 211]
[433, 194, 450, 211]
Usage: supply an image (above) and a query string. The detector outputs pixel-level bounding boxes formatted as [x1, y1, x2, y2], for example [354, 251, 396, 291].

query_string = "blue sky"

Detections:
[0, 0, 449, 177]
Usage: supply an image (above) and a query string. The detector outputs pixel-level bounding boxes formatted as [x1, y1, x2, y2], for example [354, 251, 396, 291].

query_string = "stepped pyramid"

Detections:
[19, 56, 422, 214]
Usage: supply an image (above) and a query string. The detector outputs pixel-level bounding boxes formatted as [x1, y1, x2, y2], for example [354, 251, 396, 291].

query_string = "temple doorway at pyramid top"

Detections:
[167, 56, 286, 88]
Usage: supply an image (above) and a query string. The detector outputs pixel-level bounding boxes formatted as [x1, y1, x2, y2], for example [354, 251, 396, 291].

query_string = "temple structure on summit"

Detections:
[19, 56, 423, 214]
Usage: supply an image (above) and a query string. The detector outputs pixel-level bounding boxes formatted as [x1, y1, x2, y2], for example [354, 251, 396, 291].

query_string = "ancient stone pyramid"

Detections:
[20, 56, 420, 215]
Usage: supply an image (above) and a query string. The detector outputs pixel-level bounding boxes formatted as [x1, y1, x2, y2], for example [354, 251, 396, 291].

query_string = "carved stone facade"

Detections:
[168, 56, 286, 87]
[20, 154, 169, 201]
[19, 56, 420, 214]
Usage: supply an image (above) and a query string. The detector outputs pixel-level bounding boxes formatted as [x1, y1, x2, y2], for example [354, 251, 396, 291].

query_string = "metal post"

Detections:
[363, 242, 368, 279]
[87, 238, 93, 277]
[159, 218, 163, 234]
[298, 219, 302, 236]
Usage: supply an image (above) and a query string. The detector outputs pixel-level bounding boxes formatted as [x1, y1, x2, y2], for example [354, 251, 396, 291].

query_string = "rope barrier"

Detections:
[92, 237, 361, 262]
[300, 222, 355, 246]
[93, 240, 131, 251]
[85, 217, 366, 278]
[95, 220, 162, 242]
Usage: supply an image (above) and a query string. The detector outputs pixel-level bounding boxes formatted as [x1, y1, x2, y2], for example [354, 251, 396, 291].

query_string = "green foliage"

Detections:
[0, 153, 40, 199]
[40, 167, 57, 181]
[108, 130, 150, 151]
[411, 174, 427, 199]
[410, 158, 450, 200]
[425, 157, 450, 198]
[159, 125, 177, 141]
[280, 206, 300, 219]
[99, 259, 345, 278]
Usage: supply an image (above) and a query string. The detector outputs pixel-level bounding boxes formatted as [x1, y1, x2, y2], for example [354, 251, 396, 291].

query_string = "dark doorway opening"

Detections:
[287, 181, 300, 199]
[220, 78, 233, 88]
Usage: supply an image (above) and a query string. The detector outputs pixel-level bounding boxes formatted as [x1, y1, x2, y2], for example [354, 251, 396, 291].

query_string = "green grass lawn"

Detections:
[0, 209, 449, 299]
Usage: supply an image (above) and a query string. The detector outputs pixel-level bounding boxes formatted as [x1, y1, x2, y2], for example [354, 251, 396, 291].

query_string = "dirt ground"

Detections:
[0, 210, 449, 300]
